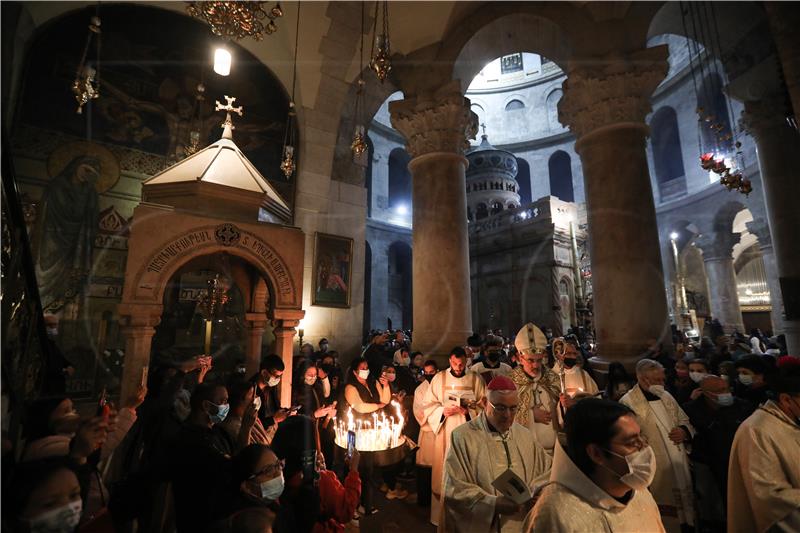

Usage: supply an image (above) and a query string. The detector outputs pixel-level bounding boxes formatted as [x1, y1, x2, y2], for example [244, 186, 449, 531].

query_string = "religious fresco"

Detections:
[313, 233, 354, 308]
[10, 3, 293, 397]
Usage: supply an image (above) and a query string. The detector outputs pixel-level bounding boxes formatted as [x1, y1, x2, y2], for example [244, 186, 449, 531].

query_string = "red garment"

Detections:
[312, 469, 361, 533]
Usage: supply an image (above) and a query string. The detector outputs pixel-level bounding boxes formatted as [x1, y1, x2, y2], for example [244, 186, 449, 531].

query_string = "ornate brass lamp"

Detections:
[351, 4, 368, 157]
[369, 1, 392, 82]
[281, 3, 301, 179]
[187, 1, 283, 41]
[72, 14, 102, 114]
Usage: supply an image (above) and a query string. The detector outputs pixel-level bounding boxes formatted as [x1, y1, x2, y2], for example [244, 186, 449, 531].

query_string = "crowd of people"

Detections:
[2, 321, 798, 533]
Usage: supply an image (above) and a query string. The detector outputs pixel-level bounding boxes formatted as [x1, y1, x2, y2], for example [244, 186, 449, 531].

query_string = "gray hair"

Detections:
[635, 358, 663, 378]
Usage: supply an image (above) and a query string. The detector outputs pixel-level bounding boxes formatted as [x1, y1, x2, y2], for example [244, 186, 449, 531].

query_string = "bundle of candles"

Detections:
[334, 401, 405, 452]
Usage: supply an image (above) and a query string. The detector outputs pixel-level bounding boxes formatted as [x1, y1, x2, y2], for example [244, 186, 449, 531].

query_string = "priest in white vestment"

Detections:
[510, 323, 561, 455]
[552, 341, 599, 399]
[527, 397, 665, 532]
[414, 359, 440, 507]
[425, 347, 486, 526]
[620, 359, 694, 533]
[442, 376, 551, 533]
[727, 356, 800, 533]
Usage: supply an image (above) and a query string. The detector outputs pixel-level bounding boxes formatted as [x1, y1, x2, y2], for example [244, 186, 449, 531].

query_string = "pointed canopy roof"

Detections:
[143, 96, 291, 222]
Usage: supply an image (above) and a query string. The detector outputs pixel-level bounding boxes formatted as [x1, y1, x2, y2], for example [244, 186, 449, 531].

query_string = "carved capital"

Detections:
[746, 218, 772, 249]
[559, 48, 668, 141]
[389, 80, 478, 158]
[694, 231, 740, 262]
[739, 94, 792, 138]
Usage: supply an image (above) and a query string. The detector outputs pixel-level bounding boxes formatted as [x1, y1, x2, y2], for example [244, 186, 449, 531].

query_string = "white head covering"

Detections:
[514, 323, 547, 355]
[393, 348, 410, 366]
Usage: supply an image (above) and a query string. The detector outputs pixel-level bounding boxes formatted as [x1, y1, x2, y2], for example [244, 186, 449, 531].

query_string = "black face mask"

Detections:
[424, 374, 435, 383]
[487, 352, 500, 363]
[563, 358, 578, 369]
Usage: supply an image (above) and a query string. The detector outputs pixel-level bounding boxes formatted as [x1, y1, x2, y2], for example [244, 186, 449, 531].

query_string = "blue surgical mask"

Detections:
[738, 374, 754, 386]
[208, 402, 229, 424]
[260, 473, 285, 500]
[715, 393, 734, 406]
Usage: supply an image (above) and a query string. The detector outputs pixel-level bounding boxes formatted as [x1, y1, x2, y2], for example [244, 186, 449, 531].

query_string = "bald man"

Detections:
[441, 376, 551, 533]
[683, 375, 754, 529]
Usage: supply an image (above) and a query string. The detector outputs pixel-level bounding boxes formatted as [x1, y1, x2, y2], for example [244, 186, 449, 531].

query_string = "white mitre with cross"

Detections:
[142, 95, 290, 223]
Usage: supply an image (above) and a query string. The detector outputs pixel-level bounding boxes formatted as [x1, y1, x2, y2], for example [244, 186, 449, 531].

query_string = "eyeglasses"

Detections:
[611, 434, 649, 451]
[488, 401, 519, 415]
[249, 459, 285, 479]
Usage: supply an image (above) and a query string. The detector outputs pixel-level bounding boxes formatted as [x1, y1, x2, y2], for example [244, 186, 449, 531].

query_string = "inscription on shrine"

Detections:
[143, 225, 294, 298]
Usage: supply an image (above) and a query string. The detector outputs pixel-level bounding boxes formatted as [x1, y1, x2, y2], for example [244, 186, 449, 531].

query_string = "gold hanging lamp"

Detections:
[280, 2, 301, 178]
[369, 1, 392, 83]
[350, 2, 368, 156]
[72, 7, 102, 114]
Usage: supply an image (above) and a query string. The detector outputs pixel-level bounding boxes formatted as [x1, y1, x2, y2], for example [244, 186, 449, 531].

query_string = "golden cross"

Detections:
[215, 95, 243, 116]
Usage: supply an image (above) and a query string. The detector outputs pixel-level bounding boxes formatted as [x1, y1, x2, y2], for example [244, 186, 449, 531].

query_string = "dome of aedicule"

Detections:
[466, 134, 518, 181]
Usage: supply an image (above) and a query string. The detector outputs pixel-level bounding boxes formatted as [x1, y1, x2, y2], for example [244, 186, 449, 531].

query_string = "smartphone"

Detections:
[96, 387, 109, 417]
[289, 405, 302, 413]
[301, 449, 317, 481]
[346, 430, 356, 460]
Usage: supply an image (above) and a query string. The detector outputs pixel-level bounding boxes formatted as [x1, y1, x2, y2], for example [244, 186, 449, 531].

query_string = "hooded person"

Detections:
[727, 356, 800, 533]
[470, 335, 513, 383]
[551, 338, 599, 401]
[510, 324, 561, 455]
[441, 376, 551, 533]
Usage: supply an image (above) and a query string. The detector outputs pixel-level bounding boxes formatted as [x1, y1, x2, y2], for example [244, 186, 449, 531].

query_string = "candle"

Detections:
[204, 319, 212, 355]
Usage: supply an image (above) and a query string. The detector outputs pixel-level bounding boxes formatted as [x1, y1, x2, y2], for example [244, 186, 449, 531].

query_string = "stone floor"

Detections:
[348, 471, 436, 533]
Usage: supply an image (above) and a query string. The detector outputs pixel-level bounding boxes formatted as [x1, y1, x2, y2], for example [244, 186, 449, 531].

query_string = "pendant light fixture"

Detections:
[72, 6, 102, 114]
[351, 2, 368, 156]
[280, 2, 301, 179]
[369, 1, 391, 83]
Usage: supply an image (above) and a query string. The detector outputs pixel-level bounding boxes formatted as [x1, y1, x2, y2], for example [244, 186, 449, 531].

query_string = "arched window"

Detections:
[491, 202, 503, 215]
[650, 106, 687, 199]
[516, 158, 532, 205]
[546, 89, 564, 130]
[548, 151, 574, 202]
[505, 99, 525, 111]
[387, 242, 413, 330]
[476, 203, 489, 220]
[388, 148, 411, 209]
[698, 73, 734, 153]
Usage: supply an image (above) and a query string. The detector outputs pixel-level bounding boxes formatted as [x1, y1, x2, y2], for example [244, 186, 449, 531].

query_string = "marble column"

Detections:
[273, 321, 298, 407]
[117, 306, 160, 405]
[558, 48, 672, 367]
[747, 218, 784, 335]
[694, 232, 744, 335]
[389, 80, 477, 357]
[243, 313, 267, 377]
[764, 3, 800, 122]
[741, 96, 800, 354]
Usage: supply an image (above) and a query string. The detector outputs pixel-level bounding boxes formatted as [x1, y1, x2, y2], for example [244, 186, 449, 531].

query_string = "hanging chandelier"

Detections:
[350, 3, 368, 156]
[680, 1, 751, 196]
[72, 10, 102, 114]
[187, 1, 283, 41]
[280, 3, 301, 179]
[184, 82, 207, 157]
[369, 1, 392, 83]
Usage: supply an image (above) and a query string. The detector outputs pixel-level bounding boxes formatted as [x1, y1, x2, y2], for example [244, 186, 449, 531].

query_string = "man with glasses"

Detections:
[511, 323, 561, 455]
[527, 398, 665, 532]
[442, 376, 551, 533]
[620, 358, 695, 533]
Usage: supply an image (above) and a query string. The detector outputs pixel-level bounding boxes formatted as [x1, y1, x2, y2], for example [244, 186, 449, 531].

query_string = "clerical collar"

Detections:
[642, 389, 661, 401]
[484, 418, 509, 439]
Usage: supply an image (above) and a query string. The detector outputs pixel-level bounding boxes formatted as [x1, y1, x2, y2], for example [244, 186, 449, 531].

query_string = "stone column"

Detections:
[741, 96, 800, 354]
[747, 218, 784, 335]
[764, 3, 800, 121]
[389, 81, 477, 357]
[243, 313, 267, 377]
[117, 305, 160, 405]
[558, 48, 672, 367]
[273, 321, 298, 407]
[694, 232, 744, 335]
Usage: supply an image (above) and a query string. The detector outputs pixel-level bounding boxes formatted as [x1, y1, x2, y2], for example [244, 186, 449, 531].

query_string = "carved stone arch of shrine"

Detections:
[118, 205, 305, 406]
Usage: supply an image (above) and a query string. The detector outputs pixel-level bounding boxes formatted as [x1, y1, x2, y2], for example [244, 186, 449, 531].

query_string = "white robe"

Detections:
[621, 386, 695, 532]
[425, 369, 486, 526]
[442, 414, 551, 533]
[552, 363, 600, 397]
[414, 379, 435, 466]
[527, 441, 665, 533]
[470, 362, 513, 383]
[727, 400, 800, 533]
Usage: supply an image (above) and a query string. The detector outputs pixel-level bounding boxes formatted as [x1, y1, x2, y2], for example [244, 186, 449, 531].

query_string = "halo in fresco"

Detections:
[47, 141, 120, 194]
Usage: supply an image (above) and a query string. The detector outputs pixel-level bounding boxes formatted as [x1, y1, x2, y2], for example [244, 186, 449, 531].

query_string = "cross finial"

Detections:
[480, 122, 487, 136]
[215, 95, 244, 140]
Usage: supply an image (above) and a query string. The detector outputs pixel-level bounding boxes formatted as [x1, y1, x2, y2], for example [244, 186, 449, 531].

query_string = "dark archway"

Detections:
[548, 150, 574, 202]
[650, 106, 687, 199]
[363, 241, 372, 339]
[387, 241, 412, 330]
[517, 158, 532, 205]
[388, 148, 412, 209]
[365, 135, 374, 217]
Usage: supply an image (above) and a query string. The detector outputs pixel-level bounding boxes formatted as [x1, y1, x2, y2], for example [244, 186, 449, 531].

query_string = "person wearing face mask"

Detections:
[376, 366, 409, 501]
[670, 359, 696, 405]
[620, 359, 695, 533]
[314, 338, 331, 361]
[470, 336, 513, 384]
[682, 375, 754, 531]
[409, 352, 425, 383]
[527, 398, 665, 532]
[292, 363, 337, 425]
[169, 382, 236, 532]
[413, 360, 439, 507]
[423, 347, 486, 526]
[733, 354, 771, 409]
[393, 347, 411, 367]
[551, 341, 599, 412]
[728, 355, 800, 533]
[251, 354, 292, 431]
[220, 377, 272, 451]
[8, 458, 85, 533]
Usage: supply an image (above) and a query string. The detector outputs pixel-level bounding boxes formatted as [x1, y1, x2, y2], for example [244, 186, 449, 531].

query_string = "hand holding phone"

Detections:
[346, 430, 356, 460]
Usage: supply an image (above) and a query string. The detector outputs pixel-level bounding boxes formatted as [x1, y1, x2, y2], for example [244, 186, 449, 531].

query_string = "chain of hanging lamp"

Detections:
[350, 2, 368, 156]
[369, 1, 391, 83]
[72, 5, 102, 114]
[280, 2, 301, 178]
[680, 1, 751, 195]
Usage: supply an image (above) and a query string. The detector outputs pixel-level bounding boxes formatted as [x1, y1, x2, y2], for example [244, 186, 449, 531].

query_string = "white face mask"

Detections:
[304, 376, 317, 386]
[28, 499, 82, 533]
[738, 374, 753, 386]
[358, 369, 370, 380]
[46, 327, 59, 337]
[602, 445, 657, 491]
[689, 372, 707, 384]
[253, 395, 262, 412]
[267, 376, 281, 387]
[259, 473, 285, 501]
[647, 384, 665, 397]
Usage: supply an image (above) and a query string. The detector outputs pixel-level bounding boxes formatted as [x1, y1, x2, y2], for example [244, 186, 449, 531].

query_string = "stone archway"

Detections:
[118, 204, 304, 405]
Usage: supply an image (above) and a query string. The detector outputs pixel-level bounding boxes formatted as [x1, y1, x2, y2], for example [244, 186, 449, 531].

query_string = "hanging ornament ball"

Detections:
[271, 3, 284, 18]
